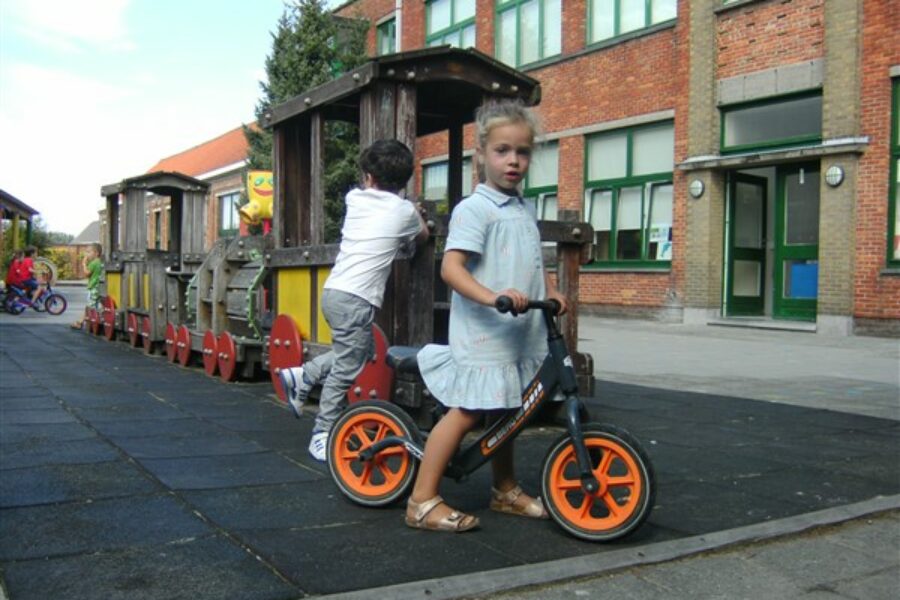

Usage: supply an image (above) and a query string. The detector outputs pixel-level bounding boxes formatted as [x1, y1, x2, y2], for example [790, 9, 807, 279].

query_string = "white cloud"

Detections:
[4, 0, 135, 52]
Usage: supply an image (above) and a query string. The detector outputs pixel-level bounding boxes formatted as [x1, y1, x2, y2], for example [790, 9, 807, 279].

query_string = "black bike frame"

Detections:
[362, 301, 601, 494]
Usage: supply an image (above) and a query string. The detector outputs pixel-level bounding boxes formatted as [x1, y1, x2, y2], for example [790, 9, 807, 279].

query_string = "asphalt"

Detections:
[0, 291, 898, 599]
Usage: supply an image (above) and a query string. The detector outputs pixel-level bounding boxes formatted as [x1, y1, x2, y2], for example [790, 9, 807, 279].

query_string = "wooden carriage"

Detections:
[97, 172, 208, 351]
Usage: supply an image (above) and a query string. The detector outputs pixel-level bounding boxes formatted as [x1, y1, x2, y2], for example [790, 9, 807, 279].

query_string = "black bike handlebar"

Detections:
[495, 295, 561, 316]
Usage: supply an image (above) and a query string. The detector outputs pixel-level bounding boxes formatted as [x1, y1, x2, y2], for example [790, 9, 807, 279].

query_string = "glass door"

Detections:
[774, 164, 819, 321]
[727, 173, 767, 316]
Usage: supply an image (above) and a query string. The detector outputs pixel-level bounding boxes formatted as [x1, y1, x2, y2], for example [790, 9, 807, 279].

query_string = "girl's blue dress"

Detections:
[417, 184, 548, 410]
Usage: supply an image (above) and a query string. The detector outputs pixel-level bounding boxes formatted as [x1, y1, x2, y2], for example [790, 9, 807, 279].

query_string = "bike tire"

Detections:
[328, 401, 422, 507]
[541, 423, 655, 542]
[44, 294, 67, 316]
[5, 297, 25, 315]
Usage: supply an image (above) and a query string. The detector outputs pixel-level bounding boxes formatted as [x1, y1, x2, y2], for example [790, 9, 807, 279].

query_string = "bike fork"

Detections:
[564, 396, 600, 494]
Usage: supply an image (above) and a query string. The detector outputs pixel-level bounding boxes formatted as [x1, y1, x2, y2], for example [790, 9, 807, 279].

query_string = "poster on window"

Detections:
[656, 240, 672, 260]
[649, 226, 670, 243]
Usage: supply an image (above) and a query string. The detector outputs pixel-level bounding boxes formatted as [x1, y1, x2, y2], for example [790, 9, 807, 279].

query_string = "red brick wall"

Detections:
[338, 0, 689, 311]
[337, 0, 395, 55]
[716, 0, 825, 79]
[854, 0, 900, 321]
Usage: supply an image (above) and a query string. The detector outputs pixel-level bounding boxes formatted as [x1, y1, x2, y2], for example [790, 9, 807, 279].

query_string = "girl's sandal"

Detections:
[490, 485, 549, 519]
[405, 495, 480, 532]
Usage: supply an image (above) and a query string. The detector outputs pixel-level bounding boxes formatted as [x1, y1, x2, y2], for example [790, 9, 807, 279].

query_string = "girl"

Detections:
[408, 101, 568, 532]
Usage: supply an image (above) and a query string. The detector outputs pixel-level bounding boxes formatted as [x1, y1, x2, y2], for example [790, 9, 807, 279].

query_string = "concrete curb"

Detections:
[321, 494, 900, 600]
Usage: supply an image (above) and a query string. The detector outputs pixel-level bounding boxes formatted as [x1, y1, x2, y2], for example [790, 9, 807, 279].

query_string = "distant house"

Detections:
[141, 125, 251, 252]
[47, 220, 101, 280]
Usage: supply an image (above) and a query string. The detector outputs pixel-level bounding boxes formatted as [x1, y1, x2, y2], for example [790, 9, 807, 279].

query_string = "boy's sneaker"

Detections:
[278, 366, 312, 418]
[308, 431, 328, 462]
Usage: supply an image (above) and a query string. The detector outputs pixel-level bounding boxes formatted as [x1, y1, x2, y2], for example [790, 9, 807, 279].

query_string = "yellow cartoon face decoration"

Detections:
[240, 170, 274, 224]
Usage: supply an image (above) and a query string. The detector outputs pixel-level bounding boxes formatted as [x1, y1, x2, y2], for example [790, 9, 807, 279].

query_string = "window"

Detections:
[219, 192, 241, 237]
[584, 122, 674, 264]
[152, 209, 162, 250]
[588, 0, 677, 45]
[721, 93, 822, 152]
[422, 158, 474, 202]
[496, 0, 561, 67]
[524, 141, 559, 221]
[377, 17, 396, 55]
[890, 79, 900, 265]
[426, 0, 476, 48]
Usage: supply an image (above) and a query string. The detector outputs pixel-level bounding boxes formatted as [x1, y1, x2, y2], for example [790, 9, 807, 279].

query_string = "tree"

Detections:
[245, 0, 368, 242]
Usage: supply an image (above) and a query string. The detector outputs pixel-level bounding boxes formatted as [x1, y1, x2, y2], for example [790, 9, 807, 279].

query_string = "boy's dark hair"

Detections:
[24, 246, 36, 257]
[359, 140, 414, 193]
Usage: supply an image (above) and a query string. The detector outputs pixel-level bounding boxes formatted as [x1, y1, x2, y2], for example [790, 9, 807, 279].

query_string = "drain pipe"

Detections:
[395, 0, 402, 52]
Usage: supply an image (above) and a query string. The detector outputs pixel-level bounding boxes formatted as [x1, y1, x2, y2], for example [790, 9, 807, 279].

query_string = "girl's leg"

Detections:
[490, 441, 548, 518]
[411, 408, 480, 502]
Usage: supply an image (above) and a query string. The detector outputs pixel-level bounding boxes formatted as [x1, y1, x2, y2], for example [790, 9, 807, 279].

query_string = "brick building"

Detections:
[141, 125, 251, 251]
[334, 0, 899, 336]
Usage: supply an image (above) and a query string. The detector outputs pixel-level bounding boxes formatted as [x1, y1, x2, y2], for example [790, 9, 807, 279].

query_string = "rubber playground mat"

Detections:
[1, 323, 898, 599]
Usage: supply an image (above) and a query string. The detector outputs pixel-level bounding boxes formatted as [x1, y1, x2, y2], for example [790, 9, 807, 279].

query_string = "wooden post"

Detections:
[447, 119, 464, 211]
[309, 111, 325, 246]
[556, 209, 594, 396]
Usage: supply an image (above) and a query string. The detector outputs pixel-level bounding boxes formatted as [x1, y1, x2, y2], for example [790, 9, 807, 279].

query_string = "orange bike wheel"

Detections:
[542, 424, 655, 542]
[327, 401, 421, 507]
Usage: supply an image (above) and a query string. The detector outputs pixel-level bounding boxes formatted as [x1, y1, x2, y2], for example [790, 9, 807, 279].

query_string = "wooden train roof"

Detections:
[101, 171, 209, 198]
[263, 46, 541, 135]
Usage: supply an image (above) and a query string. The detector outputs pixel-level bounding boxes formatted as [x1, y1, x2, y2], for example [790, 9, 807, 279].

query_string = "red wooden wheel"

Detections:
[347, 323, 393, 404]
[164, 322, 178, 362]
[176, 325, 192, 366]
[202, 330, 218, 376]
[141, 316, 153, 354]
[126, 313, 140, 347]
[87, 308, 100, 335]
[217, 331, 238, 382]
[268, 314, 304, 403]
[102, 296, 117, 340]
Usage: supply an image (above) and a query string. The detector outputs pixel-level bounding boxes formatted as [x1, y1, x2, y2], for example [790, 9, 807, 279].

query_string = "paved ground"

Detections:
[0, 300, 898, 599]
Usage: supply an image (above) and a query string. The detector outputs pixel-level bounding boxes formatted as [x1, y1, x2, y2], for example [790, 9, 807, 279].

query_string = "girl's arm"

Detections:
[441, 250, 529, 312]
[543, 270, 569, 315]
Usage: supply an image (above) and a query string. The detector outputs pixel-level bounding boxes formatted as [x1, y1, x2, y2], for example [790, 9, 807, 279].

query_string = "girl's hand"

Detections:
[494, 288, 528, 313]
[546, 288, 569, 315]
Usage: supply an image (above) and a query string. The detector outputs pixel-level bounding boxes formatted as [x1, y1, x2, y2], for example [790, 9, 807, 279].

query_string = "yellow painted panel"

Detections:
[106, 272, 122, 308]
[277, 268, 313, 340]
[142, 273, 150, 310]
[128, 273, 136, 308]
[316, 267, 332, 345]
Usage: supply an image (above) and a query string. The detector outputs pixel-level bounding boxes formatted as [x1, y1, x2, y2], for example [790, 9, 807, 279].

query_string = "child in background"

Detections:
[279, 140, 429, 462]
[71, 244, 103, 329]
[407, 100, 568, 532]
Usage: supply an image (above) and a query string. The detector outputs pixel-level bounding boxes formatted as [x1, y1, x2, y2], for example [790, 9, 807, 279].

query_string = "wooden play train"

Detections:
[83, 47, 595, 425]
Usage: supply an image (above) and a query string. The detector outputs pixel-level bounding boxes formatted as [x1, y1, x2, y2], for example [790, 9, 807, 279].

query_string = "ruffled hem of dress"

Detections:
[416, 344, 543, 410]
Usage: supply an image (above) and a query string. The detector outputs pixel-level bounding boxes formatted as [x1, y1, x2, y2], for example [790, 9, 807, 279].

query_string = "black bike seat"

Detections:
[386, 346, 420, 375]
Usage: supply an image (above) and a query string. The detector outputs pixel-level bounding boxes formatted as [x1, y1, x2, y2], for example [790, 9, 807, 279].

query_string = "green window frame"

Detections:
[376, 17, 396, 55]
[583, 122, 674, 266]
[496, 0, 561, 68]
[720, 92, 823, 154]
[587, 0, 677, 45]
[889, 78, 900, 266]
[524, 141, 559, 221]
[218, 191, 241, 237]
[426, 0, 476, 48]
[422, 158, 474, 203]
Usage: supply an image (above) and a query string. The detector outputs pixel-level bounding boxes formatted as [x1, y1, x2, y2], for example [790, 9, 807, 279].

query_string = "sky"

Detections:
[0, 0, 344, 237]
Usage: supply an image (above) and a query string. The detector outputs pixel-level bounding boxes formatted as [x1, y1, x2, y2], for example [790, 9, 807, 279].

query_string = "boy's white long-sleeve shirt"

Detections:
[323, 187, 423, 308]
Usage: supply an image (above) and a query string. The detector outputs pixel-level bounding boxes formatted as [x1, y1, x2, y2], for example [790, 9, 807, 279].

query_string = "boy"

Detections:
[71, 244, 103, 329]
[279, 139, 428, 462]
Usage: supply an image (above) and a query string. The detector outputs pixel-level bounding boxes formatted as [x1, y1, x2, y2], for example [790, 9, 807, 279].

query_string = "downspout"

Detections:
[395, 0, 402, 52]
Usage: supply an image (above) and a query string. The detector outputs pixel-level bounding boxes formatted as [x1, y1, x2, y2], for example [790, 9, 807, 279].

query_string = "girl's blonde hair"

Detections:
[474, 100, 540, 150]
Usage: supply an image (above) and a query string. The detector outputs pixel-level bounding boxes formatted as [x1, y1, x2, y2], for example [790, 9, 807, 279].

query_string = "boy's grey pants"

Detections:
[301, 289, 375, 433]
